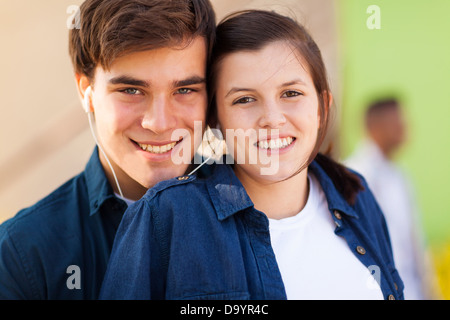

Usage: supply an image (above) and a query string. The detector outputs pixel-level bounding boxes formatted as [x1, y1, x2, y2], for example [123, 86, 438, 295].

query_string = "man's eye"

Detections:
[282, 90, 302, 98]
[121, 88, 142, 95]
[233, 97, 255, 105]
[177, 88, 194, 94]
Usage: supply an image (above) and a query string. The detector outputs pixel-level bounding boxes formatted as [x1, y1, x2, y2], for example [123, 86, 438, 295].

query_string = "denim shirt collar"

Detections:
[84, 147, 116, 216]
[205, 164, 254, 221]
[204, 160, 359, 221]
[308, 161, 359, 219]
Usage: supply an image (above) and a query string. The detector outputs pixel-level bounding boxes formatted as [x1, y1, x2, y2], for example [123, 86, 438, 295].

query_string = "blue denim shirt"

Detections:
[100, 161, 404, 300]
[0, 148, 127, 299]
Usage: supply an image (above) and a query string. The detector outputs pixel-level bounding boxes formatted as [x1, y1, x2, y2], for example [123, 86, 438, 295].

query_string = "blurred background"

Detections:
[0, 0, 448, 298]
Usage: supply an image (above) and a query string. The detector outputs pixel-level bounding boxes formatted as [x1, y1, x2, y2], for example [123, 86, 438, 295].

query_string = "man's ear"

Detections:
[75, 74, 93, 113]
[75, 74, 91, 101]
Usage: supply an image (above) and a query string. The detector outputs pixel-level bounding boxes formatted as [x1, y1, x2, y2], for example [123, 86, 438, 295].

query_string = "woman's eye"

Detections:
[122, 88, 142, 95]
[282, 90, 302, 98]
[233, 97, 255, 105]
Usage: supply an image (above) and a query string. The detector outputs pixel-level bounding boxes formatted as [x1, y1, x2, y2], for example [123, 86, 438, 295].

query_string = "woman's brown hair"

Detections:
[207, 10, 363, 205]
[69, 0, 216, 81]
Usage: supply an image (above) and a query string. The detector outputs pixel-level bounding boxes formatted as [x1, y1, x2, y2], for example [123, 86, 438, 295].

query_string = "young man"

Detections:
[0, 0, 215, 299]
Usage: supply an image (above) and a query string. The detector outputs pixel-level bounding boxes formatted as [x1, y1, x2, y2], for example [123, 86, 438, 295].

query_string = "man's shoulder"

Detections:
[0, 172, 86, 240]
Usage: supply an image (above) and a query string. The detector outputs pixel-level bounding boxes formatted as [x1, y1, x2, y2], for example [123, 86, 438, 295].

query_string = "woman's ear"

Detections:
[318, 91, 333, 127]
[327, 91, 334, 108]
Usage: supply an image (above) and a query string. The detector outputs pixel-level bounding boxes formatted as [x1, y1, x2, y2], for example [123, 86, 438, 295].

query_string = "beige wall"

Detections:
[0, 0, 338, 223]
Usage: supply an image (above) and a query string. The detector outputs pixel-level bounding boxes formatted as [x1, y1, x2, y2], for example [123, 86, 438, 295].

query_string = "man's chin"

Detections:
[140, 166, 190, 188]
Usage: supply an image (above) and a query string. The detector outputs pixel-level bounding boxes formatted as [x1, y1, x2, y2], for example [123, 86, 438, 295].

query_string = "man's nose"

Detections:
[141, 95, 177, 134]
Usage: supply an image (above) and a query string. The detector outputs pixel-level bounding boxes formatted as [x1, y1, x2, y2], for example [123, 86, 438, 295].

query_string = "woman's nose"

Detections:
[257, 101, 287, 129]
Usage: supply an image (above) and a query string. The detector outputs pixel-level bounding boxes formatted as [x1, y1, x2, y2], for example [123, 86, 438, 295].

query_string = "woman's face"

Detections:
[215, 41, 320, 183]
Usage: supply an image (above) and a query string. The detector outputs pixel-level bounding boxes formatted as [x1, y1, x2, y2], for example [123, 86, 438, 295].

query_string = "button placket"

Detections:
[333, 210, 342, 228]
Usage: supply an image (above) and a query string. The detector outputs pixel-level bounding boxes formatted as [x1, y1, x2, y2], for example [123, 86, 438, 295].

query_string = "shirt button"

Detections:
[334, 210, 342, 220]
[177, 176, 189, 181]
[356, 246, 366, 255]
[388, 294, 395, 300]
[394, 282, 398, 291]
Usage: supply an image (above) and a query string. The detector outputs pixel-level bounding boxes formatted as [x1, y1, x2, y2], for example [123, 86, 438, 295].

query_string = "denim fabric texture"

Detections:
[100, 161, 404, 300]
[0, 148, 127, 299]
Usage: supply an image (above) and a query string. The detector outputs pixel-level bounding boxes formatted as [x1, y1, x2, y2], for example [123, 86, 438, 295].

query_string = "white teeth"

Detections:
[138, 141, 177, 154]
[257, 137, 294, 150]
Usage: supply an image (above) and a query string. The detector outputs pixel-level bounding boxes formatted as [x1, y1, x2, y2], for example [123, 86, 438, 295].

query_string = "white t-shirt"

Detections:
[268, 173, 384, 300]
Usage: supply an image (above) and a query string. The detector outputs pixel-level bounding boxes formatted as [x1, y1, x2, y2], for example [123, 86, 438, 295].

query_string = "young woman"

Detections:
[100, 10, 404, 300]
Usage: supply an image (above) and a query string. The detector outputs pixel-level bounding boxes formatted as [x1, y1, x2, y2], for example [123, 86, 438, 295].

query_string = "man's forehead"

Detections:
[96, 37, 207, 83]
[111, 37, 206, 67]
[95, 42, 206, 87]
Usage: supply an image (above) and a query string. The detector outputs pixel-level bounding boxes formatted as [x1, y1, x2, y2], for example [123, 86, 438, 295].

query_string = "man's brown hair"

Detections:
[69, 0, 216, 81]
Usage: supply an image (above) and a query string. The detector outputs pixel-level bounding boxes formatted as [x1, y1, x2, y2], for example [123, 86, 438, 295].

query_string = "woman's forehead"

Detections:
[216, 42, 314, 95]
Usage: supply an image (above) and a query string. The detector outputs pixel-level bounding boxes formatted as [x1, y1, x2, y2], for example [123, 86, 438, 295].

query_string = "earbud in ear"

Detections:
[83, 86, 92, 113]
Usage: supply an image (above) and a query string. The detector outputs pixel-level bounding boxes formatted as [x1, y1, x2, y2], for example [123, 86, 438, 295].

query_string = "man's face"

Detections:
[381, 107, 407, 154]
[87, 37, 207, 199]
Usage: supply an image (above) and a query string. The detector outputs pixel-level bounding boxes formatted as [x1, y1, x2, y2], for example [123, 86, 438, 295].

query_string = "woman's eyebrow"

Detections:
[225, 87, 256, 98]
[224, 78, 308, 98]
[279, 79, 307, 87]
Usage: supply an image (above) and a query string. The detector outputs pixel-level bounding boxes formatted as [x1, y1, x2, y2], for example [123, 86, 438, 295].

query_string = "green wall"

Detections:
[338, 0, 450, 245]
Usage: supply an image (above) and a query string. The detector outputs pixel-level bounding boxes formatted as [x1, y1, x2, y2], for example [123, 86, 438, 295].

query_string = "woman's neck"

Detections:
[235, 168, 310, 220]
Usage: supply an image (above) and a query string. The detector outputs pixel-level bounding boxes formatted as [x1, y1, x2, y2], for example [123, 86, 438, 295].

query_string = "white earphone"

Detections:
[83, 86, 93, 113]
[83, 86, 124, 198]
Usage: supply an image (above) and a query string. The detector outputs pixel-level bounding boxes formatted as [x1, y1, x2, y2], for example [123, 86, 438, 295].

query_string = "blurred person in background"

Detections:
[345, 98, 432, 299]
[0, 0, 215, 299]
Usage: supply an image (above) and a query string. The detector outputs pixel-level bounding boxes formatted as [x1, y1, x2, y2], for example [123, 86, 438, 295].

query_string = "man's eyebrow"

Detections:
[172, 76, 206, 88]
[108, 75, 149, 87]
